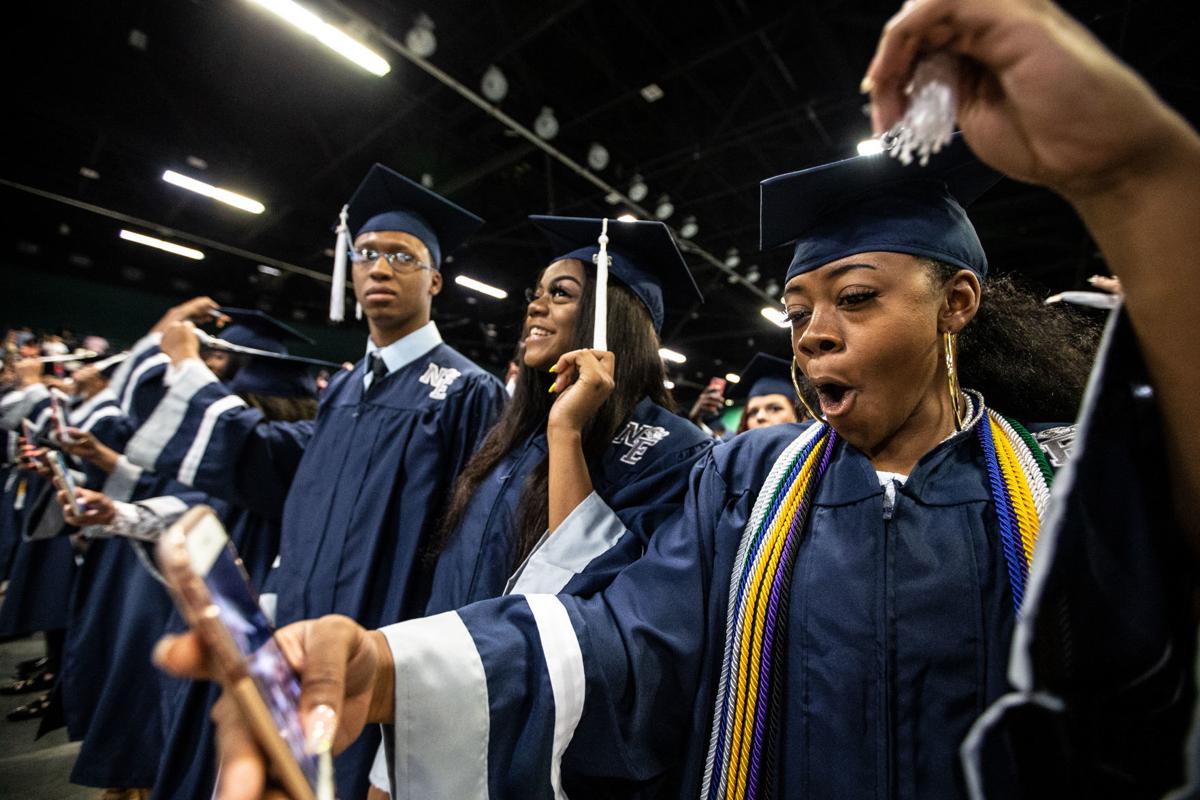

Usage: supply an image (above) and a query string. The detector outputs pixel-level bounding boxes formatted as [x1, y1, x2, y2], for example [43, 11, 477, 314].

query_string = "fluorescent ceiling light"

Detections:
[659, 347, 686, 364]
[857, 138, 885, 156]
[257, 264, 283, 276]
[663, 379, 675, 390]
[724, 373, 741, 384]
[162, 170, 266, 214]
[247, 0, 391, 76]
[760, 306, 790, 328]
[455, 275, 508, 299]
[119, 229, 204, 260]
[617, 213, 638, 222]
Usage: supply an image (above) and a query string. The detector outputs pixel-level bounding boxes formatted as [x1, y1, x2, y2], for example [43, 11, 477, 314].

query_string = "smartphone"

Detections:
[706, 376, 727, 396]
[45, 450, 85, 512]
[49, 394, 67, 439]
[157, 507, 318, 800]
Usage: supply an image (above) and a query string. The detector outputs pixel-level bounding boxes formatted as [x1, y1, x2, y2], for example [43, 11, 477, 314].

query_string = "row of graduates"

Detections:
[1, 166, 736, 797]
[8, 3, 1200, 797]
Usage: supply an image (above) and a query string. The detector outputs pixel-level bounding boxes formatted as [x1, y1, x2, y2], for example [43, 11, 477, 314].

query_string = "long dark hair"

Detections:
[432, 260, 673, 567]
[930, 260, 1102, 422]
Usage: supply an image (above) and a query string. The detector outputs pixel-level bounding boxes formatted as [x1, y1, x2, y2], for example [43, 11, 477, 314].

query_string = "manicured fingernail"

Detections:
[548, 382, 557, 394]
[859, 75, 874, 94]
[305, 704, 337, 754]
[151, 636, 176, 668]
[548, 365, 557, 373]
[1087, 275, 1100, 284]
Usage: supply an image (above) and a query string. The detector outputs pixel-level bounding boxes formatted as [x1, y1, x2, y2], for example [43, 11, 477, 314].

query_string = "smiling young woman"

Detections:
[424, 215, 712, 614]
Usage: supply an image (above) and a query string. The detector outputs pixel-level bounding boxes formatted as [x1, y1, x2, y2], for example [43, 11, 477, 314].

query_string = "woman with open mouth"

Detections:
[160, 1, 1200, 796]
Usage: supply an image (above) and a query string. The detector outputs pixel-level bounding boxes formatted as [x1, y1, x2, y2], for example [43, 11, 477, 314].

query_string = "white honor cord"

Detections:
[329, 204, 350, 322]
[594, 217, 609, 352]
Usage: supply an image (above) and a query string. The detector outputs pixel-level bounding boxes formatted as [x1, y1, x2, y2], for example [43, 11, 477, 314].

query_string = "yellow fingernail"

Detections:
[548, 383, 557, 394]
[548, 365, 557, 373]
[859, 75, 874, 94]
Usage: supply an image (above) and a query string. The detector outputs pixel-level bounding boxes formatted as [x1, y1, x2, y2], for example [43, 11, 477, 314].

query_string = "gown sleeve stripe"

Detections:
[381, 612, 490, 800]
[524, 593, 586, 800]
[103, 455, 144, 502]
[177, 394, 247, 485]
[108, 333, 161, 399]
[120, 353, 170, 414]
[125, 360, 219, 468]
[79, 405, 121, 433]
[505, 492, 629, 595]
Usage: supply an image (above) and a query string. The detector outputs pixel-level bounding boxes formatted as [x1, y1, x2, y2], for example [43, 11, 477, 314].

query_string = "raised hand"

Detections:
[546, 349, 616, 435]
[863, 0, 1195, 201]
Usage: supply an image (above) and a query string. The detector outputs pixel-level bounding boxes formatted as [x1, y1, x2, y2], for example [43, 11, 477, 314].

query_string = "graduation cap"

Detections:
[216, 307, 313, 355]
[228, 357, 317, 400]
[727, 353, 795, 403]
[346, 164, 483, 268]
[760, 135, 1000, 283]
[328, 164, 485, 321]
[528, 215, 703, 334]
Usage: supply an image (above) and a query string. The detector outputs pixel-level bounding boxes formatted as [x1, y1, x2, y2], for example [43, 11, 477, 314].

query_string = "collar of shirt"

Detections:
[363, 321, 443, 389]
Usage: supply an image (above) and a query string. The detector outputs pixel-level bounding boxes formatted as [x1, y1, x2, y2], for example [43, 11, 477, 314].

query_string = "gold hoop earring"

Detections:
[944, 331, 965, 431]
[791, 357, 827, 425]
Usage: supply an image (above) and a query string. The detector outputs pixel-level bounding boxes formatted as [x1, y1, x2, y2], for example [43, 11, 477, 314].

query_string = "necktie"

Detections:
[368, 352, 389, 386]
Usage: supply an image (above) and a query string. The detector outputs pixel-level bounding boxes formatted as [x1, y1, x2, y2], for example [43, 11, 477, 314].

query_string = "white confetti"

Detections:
[886, 53, 958, 167]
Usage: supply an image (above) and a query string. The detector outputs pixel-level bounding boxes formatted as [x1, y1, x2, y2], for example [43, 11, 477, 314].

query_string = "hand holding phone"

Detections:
[45, 451, 86, 513]
[157, 507, 319, 800]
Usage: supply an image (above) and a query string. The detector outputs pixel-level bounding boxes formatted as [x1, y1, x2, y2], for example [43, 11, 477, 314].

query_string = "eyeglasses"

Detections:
[349, 249, 432, 273]
[524, 285, 578, 305]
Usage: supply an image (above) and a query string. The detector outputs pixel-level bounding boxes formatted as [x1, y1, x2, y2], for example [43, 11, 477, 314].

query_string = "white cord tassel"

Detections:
[593, 218, 609, 351]
[329, 205, 350, 322]
[355, 301, 363, 320]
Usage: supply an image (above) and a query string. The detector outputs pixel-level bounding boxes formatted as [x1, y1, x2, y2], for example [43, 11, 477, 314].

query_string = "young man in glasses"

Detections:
[139, 164, 507, 800]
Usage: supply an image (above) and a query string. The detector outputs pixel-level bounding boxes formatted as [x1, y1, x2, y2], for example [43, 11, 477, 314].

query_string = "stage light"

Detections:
[454, 275, 508, 299]
[628, 175, 648, 203]
[760, 307, 789, 328]
[659, 347, 687, 364]
[724, 247, 740, 268]
[679, 215, 699, 239]
[617, 213, 638, 222]
[119, 229, 204, 260]
[481, 65, 508, 102]
[162, 170, 266, 214]
[654, 194, 674, 220]
[405, 14, 437, 58]
[246, 0, 391, 76]
[725, 373, 741, 384]
[534, 107, 559, 140]
[587, 143, 610, 171]
[857, 138, 885, 156]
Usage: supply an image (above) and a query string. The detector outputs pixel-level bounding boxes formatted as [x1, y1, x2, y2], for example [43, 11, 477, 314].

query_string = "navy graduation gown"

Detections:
[373, 388, 1100, 798]
[426, 397, 712, 614]
[124, 340, 505, 798]
[965, 309, 1196, 799]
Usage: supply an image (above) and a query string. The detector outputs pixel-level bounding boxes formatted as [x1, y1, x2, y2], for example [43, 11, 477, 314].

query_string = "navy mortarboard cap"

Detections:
[215, 307, 313, 355]
[727, 353, 795, 402]
[229, 356, 317, 400]
[346, 164, 484, 269]
[528, 215, 703, 333]
[760, 135, 1000, 283]
[14, 331, 36, 348]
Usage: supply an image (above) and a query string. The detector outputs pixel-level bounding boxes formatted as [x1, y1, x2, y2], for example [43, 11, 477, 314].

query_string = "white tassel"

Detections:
[329, 204, 350, 322]
[593, 217, 609, 351]
[355, 302, 363, 320]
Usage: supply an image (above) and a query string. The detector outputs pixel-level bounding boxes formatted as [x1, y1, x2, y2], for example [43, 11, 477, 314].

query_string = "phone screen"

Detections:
[186, 515, 318, 788]
[46, 451, 85, 511]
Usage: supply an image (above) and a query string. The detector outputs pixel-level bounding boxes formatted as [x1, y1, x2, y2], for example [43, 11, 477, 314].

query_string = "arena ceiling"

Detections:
[3, 0, 1197, 400]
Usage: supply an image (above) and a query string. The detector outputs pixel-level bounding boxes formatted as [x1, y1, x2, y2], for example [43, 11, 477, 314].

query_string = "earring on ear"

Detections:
[944, 331, 965, 430]
[791, 357, 828, 425]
